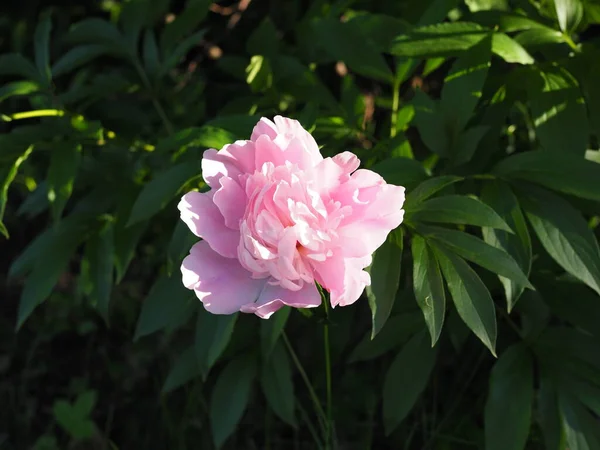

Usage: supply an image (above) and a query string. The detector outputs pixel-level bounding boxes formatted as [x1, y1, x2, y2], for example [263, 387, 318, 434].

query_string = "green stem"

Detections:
[2, 109, 64, 121]
[390, 78, 401, 138]
[319, 285, 333, 450]
[282, 332, 327, 434]
[562, 33, 580, 52]
[134, 61, 174, 135]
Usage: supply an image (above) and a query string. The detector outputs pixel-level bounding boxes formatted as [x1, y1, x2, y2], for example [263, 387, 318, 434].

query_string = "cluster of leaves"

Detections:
[2, 0, 600, 449]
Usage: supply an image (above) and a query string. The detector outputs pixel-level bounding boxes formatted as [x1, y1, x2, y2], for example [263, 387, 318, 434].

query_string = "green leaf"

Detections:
[441, 35, 491, 131]
[260, 307, 291, 357]
[52, 400, 95, 440]
[51, 45, 108, 78]
[412, 90, 449, 156]
[493, 150, 600, 202]
[469, 11, 554, 32]
[246, 18, 279, 58]
[484, 344, 534, 450]
[481, 181, 532, 311]
[162, 347, 201, 394]
[407, 195, 512, 232]
[311, 18, 393, 83]
[87, 221, 114, 322]
[514, 28, 565, 48]
[405, 175, 463, 208]
[390, 22, 487, 58]
[67, 18, 126, 56]
[34, 11, 52, 83]
[366, 232, 403, 338]
[47, 144, 81, 222]
[195, 309, 238, 379]
[348, 312, 423, 362]
[210, 355, 256, 449]
[134, 273, 194, 340]
[17, 219, 85, 329]
[537, 378, 564, 450]
[155, 126, 236, 153]
[432, 243, 497, 355]
[559, 393, 600, 450]
[160, 0, 212, 54]
[452, 125, 490, 165]
[370, 157, 428, 190]
[346, 13, 410, 51]
[246, 55, 273, 93]
[383, 330, 437, 434]
[520, 186, 600, 296]
[0, 145, 33, 238]
[554, 0, 584, 32]
[261, 341, 296, 427]
[166, 220, 197, 276]
[529, 69, 589, 156]
[412, 236, 446, 346]
[73, 391, 96, 417]
[159, 29, 207, 77]
[0, 81, 39, 102]
[127, 162, 199, 226]
[143, 29, 160, 79]
[0, 53, 41, 81]
[420, 225, 532, 290]
[491, 33, 535, 64]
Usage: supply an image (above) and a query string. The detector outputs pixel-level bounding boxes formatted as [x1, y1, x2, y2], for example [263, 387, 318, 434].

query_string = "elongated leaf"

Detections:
[47, 144, 81, 222]
[346, 13, 410, 51]
[160, 0, 212, 54]
[529, 69, 589, 156]
[514, 28, 565, 48]
[441, 36, 491, 131]
[1, 146, 33, 238]
[494, 150, 600, 202]
[159, 29, 207, 77]
[210, 356, 256, 449]
[383, 330, 437, 434]
[559, 393, 600, 450]
[195, 310, 238, 379]
[166, 220, 196, 275]
[554, 0, 584, 33]
[412, 236, 446, 346]
[135, 273, 194, 340]
[162, 347, 201, 394]
[0, 81, 39, 102]
[87, 221, 114, 322]
[260, 307, 291, 357]
[537, 377, 564, 450]
[432, 244, 497, 355]
[370, 157, 428, 189]
[408, 195, 512, 232]
[481, 181, 532, 310]
[143, 29, 160, 79]
[127, 162, 200, 226]
[412, 90, 449, 156]
[367, 232, 403, 338]
[67, 18, 126, 55]
[34, 11, 52, 83]
[155, 126, 235, 153]
[261, 342, 296, 427]
[405, 176, 463, 208]
[311, 18, 392, 83]
[491, 33, 534, 64]
[390, 22, 487, 57]
[469, 11, 552, 32]
[52, 45, 108, 77]
[520, 186, 600, 295]
[484, 344, 533, 450]
[0, 53, 40, 81]
[348, 312, 423, 362]
[17, 219, 86, 329]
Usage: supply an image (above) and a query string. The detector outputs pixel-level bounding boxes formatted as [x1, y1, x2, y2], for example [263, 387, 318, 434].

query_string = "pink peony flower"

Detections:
[179, 116, 405, 319]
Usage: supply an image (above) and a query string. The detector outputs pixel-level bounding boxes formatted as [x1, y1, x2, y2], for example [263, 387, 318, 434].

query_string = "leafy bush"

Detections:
[2, 0, 600, 449]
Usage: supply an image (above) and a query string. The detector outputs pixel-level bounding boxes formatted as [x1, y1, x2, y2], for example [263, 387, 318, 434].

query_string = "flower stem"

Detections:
[319, 285, 333, 450]
[282, 332, 327, 436]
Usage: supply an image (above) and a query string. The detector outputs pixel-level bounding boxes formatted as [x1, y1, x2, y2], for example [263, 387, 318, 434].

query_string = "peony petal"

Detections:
[212, 176, 246, 229]
[312, 252, 371, 308]
[178, 191, 239, 258]
[240, 282, 321, 318]
[251, 117, 279, 142]
[182, 241, 265, 314]
[201, 140, 255, 188]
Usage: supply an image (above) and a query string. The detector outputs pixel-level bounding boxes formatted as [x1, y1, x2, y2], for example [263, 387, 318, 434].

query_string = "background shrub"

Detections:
[2, 0, 600, 449]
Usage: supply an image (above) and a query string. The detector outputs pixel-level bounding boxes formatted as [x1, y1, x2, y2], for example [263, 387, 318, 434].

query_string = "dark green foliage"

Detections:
[2, 0, 600, 449]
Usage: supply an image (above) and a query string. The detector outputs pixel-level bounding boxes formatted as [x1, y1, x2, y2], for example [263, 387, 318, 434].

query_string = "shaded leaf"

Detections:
[52, 45, 108, 77]
[405, 175, 463, 208]
[34, 11, 53, 83]
[195, 310, 238, 379]
[87, 221, 114, 322]
[261, 342, 296, 427]
[260, 307, 291, 357]
[162, 347, 201, 394]
[370, 157, 428, 190]
[47, 144, 81, 222]
[0, 146, 33, 238]
[412, 236, 446, 345]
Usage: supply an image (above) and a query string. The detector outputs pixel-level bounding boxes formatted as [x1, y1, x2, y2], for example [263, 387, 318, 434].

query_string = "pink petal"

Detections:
[312, 253, 372, 308]
[201, 140, 255, 188]
[212, 176, 246, 229]
[181, 241, 265, 314]
[178, 191, 239, 258]
[240, 282, 321, 318]
[251, 117, 279, 141]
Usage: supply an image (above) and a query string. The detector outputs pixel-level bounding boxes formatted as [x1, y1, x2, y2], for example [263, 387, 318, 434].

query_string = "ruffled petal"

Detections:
[212, 176, 246, 229]
[240, 282, 321, 318]
[201, 140, 255, 188]
[178, 191, 239, 258]
[181, 241, 265, 314]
